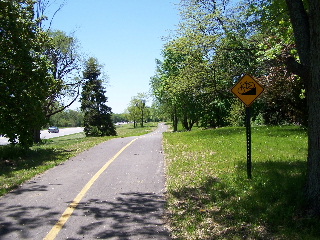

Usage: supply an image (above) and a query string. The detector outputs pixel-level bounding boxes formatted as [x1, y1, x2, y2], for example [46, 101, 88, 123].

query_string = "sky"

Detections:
[46, 0, 181, 113]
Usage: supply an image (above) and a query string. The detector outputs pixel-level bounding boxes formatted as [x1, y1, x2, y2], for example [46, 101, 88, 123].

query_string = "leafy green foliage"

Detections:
[80, 57, 116, 137]
[0, 0, 56, 147]
[151, 0, 307, 128]
[49, 109, 84, 127]
[126, 93, 149, 128]
[44, 30, 82, 118]
[112, 113, 129, 123]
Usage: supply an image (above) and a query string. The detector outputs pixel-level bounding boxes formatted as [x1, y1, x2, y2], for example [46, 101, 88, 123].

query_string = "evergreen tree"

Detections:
[80, 57, 116, 136]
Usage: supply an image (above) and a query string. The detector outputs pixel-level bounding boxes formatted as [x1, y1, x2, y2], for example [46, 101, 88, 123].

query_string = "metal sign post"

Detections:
[231, 74, 264, 179]
[246, 107, 252, 179]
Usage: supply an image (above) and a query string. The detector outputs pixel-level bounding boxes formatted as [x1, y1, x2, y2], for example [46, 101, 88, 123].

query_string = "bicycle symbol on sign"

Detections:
[238, 81, 257, 95]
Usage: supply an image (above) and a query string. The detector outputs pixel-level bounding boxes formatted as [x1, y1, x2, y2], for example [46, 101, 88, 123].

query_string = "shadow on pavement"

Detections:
[0, 185, 60, 239]
[75, 192, 170, 239]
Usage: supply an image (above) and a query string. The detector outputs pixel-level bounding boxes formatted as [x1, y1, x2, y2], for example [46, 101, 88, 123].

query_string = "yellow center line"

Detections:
[44, 138, 138, 240]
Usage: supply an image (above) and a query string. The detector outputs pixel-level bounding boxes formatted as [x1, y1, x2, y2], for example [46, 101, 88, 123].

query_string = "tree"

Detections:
[127, 104, 140, 128]
[26, 30, 83, 143]
[127, 93, 149, 128]
[80, 57, 116, 136]
[284, 0, 320, 215]
[151, 0, 262, 131]
[0, 0, 55, 147]
[150, 57, 180, 131]
[235, 0, 307, 126]
[136, 93, 148, 127]
[32, 1, 82, 143]
[44, 30, 82, 119]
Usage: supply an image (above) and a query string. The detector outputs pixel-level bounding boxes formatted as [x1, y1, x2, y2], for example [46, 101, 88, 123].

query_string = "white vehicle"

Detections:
[48, 126, 59, 133]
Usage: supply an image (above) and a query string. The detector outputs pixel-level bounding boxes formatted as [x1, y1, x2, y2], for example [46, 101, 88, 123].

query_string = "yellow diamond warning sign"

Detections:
[231, 74, 264, 107]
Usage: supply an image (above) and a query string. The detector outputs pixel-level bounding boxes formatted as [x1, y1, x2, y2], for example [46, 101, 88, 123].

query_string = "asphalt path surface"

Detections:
[0, 123, 170, 239]
[0, 127, 84, 145]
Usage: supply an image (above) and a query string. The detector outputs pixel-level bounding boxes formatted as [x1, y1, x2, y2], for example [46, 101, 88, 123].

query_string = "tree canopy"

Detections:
[151, 0, 309, 130]
[126, 93, 149, 128]
[44, 30, 82, 118]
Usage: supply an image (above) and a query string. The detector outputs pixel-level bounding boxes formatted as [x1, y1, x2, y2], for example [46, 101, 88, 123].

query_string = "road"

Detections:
[0, 127, 84, 145]
[0, 123, 170, 239]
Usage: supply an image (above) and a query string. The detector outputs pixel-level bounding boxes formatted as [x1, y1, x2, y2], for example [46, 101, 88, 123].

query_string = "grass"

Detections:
[164, 125, 320, 239]
[0, 122, 158, 197]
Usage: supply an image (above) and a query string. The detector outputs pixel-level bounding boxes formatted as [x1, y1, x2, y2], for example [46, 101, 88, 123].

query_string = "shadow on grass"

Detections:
[168, 160, 320, 239]
[0, 145, 68, 173]
[0, 145, 71, 194]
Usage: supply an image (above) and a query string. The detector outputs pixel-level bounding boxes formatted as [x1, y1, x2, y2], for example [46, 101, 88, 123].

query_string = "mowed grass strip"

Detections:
[164, 125, 320, 239]
[0, 122, 158, 196]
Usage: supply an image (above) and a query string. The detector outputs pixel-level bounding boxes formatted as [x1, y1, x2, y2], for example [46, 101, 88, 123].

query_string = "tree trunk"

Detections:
[286, 0, 310, 65]
[141, 109, 144, 127]
[173, 106, 178, 132]
[306, 0, 320, 215]
[182, 114, 189, 130]
[285, 0, 320, 215]
[188, 119, 195, 130]
[33, 129, 41, 143]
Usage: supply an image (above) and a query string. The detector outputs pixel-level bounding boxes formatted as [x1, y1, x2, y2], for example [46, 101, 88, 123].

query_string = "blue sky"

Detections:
[47, 0, 181, 113]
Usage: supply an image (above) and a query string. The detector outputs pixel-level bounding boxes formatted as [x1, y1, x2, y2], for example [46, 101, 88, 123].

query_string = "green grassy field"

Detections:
[0, 122, 158, 196]
[163, 125, 320, 239]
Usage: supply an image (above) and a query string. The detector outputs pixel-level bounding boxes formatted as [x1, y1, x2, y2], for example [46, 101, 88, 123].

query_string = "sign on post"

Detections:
[231, 74, 264, 107]
[231, 74, 264, 179]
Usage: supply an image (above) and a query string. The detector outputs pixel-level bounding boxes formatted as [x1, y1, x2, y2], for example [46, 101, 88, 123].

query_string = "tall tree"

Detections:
[0, 0, 55, 147]
[45, 30, 82, 118]
[80, 57, 116, 137]
[32, 1, 82, 143]
[32, 30, 83, 143]
[284, 0, 320, 215]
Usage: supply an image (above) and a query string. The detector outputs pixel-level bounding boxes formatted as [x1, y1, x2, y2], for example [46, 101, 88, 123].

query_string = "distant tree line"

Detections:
[49, 109, 83, 127]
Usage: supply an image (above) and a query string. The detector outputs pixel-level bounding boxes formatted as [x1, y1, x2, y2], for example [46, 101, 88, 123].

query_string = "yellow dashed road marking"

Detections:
[44, 138, 138, 240]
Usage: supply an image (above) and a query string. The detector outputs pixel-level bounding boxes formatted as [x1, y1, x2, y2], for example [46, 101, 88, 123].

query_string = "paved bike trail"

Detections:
[0, 123, 170, 239]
